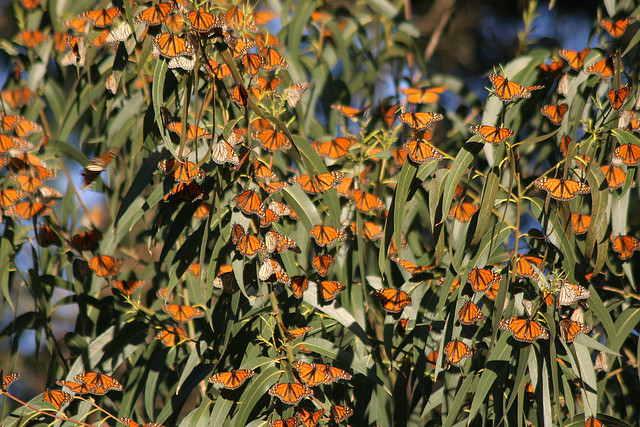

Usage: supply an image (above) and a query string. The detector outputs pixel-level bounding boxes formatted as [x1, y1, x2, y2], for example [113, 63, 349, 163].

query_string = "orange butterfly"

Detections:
[56, 380, 96, 394]
[43, 388, 72, 410]
[286, 82, 310, 108]
[489, 74, 544, 102]
[121, 418, 165, 427]
[612, 143, 640, 166]
[155, 326, 188, 347]
[534, 177, 590, 201]
[21, 0, 39, 10]
[360, 221, 383, 241]
[309, 225, 346, 246]
[331, 405, 353, 423]
[208, 369, 254, 390]
[281, 276, 306, 300]
[0, 189, 26, 208]
[350, 189, 384, 213]
[205, 60, 231, 80]
[134, 3, 176, 25]
[213, 265, 236, 292]
[392, 147, 408, 167]
[1, 87, 34, 108]
[444, 339, 473, 364]
[467, 267, 501, 293]
[186, 7, 223, 32]
[318, 280, 345, 302]
[153, 33, 194, 58]
[283, 326, 313, 340]
[258, 205, 280, 228]
[166, 122, 211, 141]
[268, 382, 313, 405]
[13, 118, 43, 138]
[37, 224, 61, 247]
[1, 372, 20, 390]
[233, 225, 266, 256]
[585, 57, 614, 78]
[370, 288, 411, 313]
[80, 7, 121, 27]
[600, 17, 635, 38]
[0, 135, 25, 155]
[260, 46, 288, 71]
[296, 408, 323, 427]
[379, 102, 398, 128]
[258, 257, 290, 285]
[514, 255, 544, 278]
[164, 181, 206, 202]
[584, 417, 604, 427]
[331, 104, 369, 122]
[15, 30, 47, 48]
[241, 52, 265, 76]
[390, 255, 435, 276]
[252, 129, 292, 152]
[570, 213, 591, 235]
[68, 229, 102, 251]
[292, 361, 327, 386]
[448, 202, 479, 222]
[269, 418, 299, 427]
[89, 255, 122, 277]
[224, 6, 259, 32]
[557, 280, 590, 306]
[290, 171, 344, 194]
[610, 234, 640, 260]
[469, 124, 514, 144]
[402, 138, 442, 163]
[400, 86, 445, 104]
[4, 200, 52, 219]
[225, 35, 256, 58]
[398, 112, 444, 131]
[499, 317, 549, 342]
[607, 86, 631, 110]
[75, 372, 122, 395]
[264, 230, 299, 254]
[232, 190, 262, 215]
[82, 148, 118, 188]
[162, 303, 205, 322]
[252, 158, 277, 181]
[112, 279, 145, 296]
[312, 137, 355, 159]
[559, 48, 591, 70]
[538, 61, 564, 78]
[459, 300, 484, 325]
[601, 165, 626, 189]
[541, 103, 568, 125]
[157, 159, 204, 182]
[312, 254, 334, 277]
[559, 318, 591, 343]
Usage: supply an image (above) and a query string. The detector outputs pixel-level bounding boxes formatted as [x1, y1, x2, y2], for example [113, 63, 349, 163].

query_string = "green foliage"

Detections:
[0, 0, 640, 426]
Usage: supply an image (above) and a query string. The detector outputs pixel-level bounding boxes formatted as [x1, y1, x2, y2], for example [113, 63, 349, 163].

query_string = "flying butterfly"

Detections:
[89, 255, 122, 277]
[390, 255, 435, 276]
[499, 317, 549, 343]
[79, 7, 121, 27]
[268, 382, 313, 405]
[55, 380, 96, 394]
[585, 57, 615, 78]
[74, 372, 122, 395]
[400, 86, 445, 104]
[489, 73, 544, 102]
[1, 87, 34, 108]
[163, 303, 205, 322]
[318, 280, 345, 302]
[37, 224, 61, 247]
[610, 234, 640, 260]
[164, 181, 206, 202]
[68, 229, 102, 251]
[15, 30, 47, 48]
[607, 86, 632, 110]
[398, 112, 444, 131]
[370, 288, 412, 313]
[208, 369, 254, 390]
[157, 159, 205, 183]
[534, 177, 590, 201]
[43, 389, 73, 410]
[467, 267, 501, 293]
[444, 339, 473, 364]
[312, 136, 355, 159]
[469, 124, 515, 144]
[541, 103, 568, 125]
[600, 17, 635, 38]
[331, 104, 369, 122]
[538, 60, 564, 78]
[82, 148, 118, 188]
[112, 279, 145, 296]
[459, 300, 484, 325]
[0, 188, 26, 208]
[612, 143, 640, 166]
[166, 121, 211, 141]
[224, 6, 258, 32]
[558, 48, 591, 70]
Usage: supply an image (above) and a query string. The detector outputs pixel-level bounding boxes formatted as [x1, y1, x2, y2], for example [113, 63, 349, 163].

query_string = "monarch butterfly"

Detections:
[225, 35, 256, 58]
[213, 265, 236, 292]
[82, 148, 118, 188]
[1, 372, 20, 390]
[75, 372, 123, 395]
[559, 318, 591, 343]
[43, 389, 73, 410]
[56, 380, 96, 394]
[444, 339, 473, 364]
[400, 86, 445, 104]
[258, 205, 280, 228]
[37, 224, 61, 247]
[390, 255, 435, 276]
[601, 165, 626, 189]
[11, 175, 43, 194]
[448, 202, 479, 222]
[499, 317, 549, 342]
[538, 61, 564, 78]
[534, 177, 590, 201]
[309, 225, 347, 246]
[232, 190, 262, 216]
[331, 104, 369, 122]
[331, 405, 353, 423]
[162, 303, 205, 322]
[333, 176, 353, 197]
[204, 60, 232, 80]
[5, 201, 53, 219]
[258, 257, 290, 285]
[186, 7, 223, 32]
[164, 181, 206, 202]
[224, 6, 258, 32]
[312, 137, 355, 159]
[350, 189, 384, 213]
[514, 254, 544, 278]
[134, 2, 176, 25]
[155, 326, 187, 347]
[467, 267, 501, 293]
[167, 56, 195, 71]
[240, 52, 265, 76]
[610, 234, 640, 260]
[311, 254, 334, 277]
[612, 143, 640, 166]
[208, 369, 254, 390]
[558, 48, 591, 70]
[600, 17, 635, 38]
[63, 17, 89, 33]
[370, 288, 412, 313]
[296, 408, 323, 427]
[392, 147, 408, 167]
[283, 326, 313, 340]
[607, 86, 631, 110]
[89, 255, 122, 277]
[557, 280, 590, 306]
[80, 7, 121, 27]
[211, 139, 239, 166]
[253, 129, 292, 152]
[356, 221, 384, 241]
[469, 124, 515, 144]
[268, 382, 313, 405]
[541, 103, 568, 125]
[13, 117, 43, 138]
[0, 135, 24, 155]
[264, 231, 299, 254]
[256, 180, 288, 194]
[68, 229, 102, 251]
[112, 279, 145, 296]
[286, 82, 310, 108]
[15, 30, 47, 48]
[402, 138, 442, 163]
[166, 121, 211, 141]
[234, 228, 267, 257]
[269, 418, 299, 427]
[252, 158, 277, 181]
[488, 73, 544, 102]
[584, 416, 604, 427]
[260, 46, 288, 71]
[459, 300, 484, 325]
[585, 57, 614, 78]
[290, 171, 344, 194]
[120, 418, 165, 427]
[153, 33, 194, 58]
[283, 275, 306, 299]
[398, 112, 444, 131]
[158, 159, 205, 183]
[318, 280, 345, 302]
[21, 0, 39, 10]
[0, 189, 26, 208]
[1, 87, 34, 108]
[253, 9, 278, 27]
